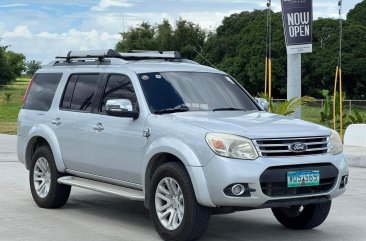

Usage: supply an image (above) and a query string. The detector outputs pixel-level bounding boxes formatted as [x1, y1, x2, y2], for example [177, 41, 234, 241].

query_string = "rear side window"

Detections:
[23, 73, 63, 111]
[61, 74, 99, 112]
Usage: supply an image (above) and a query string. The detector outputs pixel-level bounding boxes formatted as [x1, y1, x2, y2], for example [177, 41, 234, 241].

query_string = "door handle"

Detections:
[51, 118, 62, 126]
[92, 123, 104, 132]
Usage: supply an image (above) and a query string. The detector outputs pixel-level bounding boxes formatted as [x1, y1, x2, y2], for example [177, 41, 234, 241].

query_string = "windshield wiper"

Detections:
[154, 107, 190, 115]
[212, 107, 246, 112]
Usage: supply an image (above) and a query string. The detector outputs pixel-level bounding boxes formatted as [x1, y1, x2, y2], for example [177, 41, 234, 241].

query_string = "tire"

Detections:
[149, 162, 211, 241]
[29, 145, 71, 208]
[271, 200, 332, 230]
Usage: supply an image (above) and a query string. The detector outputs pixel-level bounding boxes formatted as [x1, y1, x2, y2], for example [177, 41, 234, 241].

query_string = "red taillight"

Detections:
[22, 76, 35, 106]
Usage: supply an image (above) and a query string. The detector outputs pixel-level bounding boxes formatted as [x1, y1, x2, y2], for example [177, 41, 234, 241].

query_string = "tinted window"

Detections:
[23, 73, 63, 111]
[60, 75, 77, 109]
[138, 72, 258, 113]
[61, 74, 98, 112]
[100, 75, 137, 113]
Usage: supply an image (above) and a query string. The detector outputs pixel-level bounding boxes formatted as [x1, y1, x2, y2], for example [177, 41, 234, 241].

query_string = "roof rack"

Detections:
[55, 49, 182, 63]
[120, 50, 181, 60]
[56, 49, 123, 62]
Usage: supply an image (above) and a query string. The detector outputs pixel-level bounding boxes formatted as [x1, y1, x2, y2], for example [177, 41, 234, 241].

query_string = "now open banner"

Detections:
[281, 0, 313, 54]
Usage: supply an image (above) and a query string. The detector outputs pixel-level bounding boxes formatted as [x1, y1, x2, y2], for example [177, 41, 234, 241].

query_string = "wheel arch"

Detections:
[142, 138, 215, 208]
[25, 124, 66, 172]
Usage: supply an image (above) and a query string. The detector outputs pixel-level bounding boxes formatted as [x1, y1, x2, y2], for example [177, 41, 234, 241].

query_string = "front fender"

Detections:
[26, 124, 65, 172]
[142, 137, 215, 207]
[143, 138, 203, 168]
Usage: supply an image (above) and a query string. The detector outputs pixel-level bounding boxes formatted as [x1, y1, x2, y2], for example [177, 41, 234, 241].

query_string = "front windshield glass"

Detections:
[138, 72, 259, 114]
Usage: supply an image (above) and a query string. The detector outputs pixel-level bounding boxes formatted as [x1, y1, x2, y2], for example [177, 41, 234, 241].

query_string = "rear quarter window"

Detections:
[23, 73, 63, 111]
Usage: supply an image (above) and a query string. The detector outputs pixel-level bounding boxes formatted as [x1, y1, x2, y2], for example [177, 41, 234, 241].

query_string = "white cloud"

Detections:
[1, 25, 120, 63]
[85, 10, 245, 33]
[313, 2, 346, 19]
[182, 0, 256, 3]
[0, 21, 4, 35]
[3, 25, 33, 39]
[37, 32, 59, 38]
[0, 3, 28, 8]
[179, 10, 243, 30]
[91, 0, 134, 11]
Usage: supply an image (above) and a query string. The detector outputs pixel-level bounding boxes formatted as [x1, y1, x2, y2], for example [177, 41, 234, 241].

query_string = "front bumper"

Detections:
[201, 153, 348, 208]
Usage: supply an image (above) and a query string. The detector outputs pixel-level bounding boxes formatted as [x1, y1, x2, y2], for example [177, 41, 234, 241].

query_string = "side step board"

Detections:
[58, 176, 145, 201]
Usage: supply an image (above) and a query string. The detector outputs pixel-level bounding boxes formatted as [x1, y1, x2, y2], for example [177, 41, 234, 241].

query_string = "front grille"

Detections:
[253, 136, 329, 157]
[260, 163, 338, 197]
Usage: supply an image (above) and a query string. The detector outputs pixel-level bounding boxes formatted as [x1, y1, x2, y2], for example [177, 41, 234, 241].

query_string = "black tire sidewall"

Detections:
[29, 146, 66, 208]
[149, 163, 200, 241]
[272, 201, 332, 230]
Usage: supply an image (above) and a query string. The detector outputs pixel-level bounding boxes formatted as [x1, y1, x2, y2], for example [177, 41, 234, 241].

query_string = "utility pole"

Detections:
[287, 54, 302, 118]
[265, 0, 272, 99]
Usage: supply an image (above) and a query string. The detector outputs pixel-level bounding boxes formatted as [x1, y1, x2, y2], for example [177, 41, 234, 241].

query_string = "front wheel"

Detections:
[272, 200, 332, 230]
[149, 162, 211, 241]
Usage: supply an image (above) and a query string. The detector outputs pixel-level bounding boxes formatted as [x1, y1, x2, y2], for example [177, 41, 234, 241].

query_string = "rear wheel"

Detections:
[149, 162, 211, 241]
[271, 200, 332, 230]
[30, 146, 71, 208]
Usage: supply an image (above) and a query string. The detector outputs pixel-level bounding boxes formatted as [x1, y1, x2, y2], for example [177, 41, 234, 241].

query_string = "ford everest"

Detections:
[17, 50, 349, 241]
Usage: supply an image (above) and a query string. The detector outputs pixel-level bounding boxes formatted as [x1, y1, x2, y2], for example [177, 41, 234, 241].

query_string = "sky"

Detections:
[0, 0, 362, 63]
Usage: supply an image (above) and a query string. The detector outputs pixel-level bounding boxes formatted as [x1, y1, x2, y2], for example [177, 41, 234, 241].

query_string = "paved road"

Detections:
[0, 134, 365, 241]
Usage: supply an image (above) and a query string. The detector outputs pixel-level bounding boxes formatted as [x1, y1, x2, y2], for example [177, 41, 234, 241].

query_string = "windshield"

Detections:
[138, 72, 259, 114]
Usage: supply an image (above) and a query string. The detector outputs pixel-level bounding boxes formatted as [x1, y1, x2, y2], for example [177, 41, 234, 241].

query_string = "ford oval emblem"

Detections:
[289, 143, 307, 152]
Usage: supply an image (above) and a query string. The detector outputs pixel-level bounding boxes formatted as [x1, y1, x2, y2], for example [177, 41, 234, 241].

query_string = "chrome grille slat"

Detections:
[254, 141, 328, 147]
[257, 147, 328, 154]
[253, 136, 330, 157]
[254, 136, 327, 141]
[305, 147, 329, 151]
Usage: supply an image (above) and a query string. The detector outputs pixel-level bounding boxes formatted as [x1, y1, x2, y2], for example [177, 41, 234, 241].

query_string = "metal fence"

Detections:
[0, 84, 26, 104]
[272, 99, 366, 114]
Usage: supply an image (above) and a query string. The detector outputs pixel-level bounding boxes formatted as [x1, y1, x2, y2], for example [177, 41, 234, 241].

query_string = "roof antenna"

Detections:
[192, 48, 217, 69]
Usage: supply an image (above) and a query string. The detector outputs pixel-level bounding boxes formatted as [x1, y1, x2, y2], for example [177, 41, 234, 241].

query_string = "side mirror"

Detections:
[255, 98, 269, 112]
[105, 99, 139, 119]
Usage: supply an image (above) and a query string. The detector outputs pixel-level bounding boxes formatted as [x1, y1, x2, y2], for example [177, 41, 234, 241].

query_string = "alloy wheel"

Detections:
[155, 177, 185, 231]
[33, 157, 52, 198]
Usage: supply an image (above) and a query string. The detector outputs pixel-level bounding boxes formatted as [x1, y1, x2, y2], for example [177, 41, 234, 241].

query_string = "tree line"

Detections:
[115, 1, 366, 99]
[0, 41, 42, 85]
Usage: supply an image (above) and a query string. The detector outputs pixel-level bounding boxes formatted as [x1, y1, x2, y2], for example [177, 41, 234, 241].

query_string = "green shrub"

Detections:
[258, 93, 314, 116]
[3, 92, 12, 104]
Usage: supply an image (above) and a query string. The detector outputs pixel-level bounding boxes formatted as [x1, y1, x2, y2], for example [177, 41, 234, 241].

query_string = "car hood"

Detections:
[166, 111, 331, 139]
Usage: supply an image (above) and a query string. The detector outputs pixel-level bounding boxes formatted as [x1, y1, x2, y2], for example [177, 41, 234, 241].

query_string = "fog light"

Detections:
[340, 175, 349, 189]
[231, 184, 245, 196]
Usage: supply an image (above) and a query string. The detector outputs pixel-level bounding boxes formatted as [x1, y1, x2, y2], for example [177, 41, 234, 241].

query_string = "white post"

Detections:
[287, 54, 302, 119]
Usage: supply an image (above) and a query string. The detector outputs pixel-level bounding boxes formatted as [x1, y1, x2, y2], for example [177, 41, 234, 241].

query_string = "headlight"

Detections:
[205, 133, 258, 160]
[330, 130, 343, 155]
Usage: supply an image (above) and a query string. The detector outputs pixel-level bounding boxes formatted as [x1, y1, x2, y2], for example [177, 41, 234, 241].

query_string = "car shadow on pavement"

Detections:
[203, 213, 338, 241]
[60, 191, 161, 239]
[65, 191, 152, 221]
[60, 190, 343, 241]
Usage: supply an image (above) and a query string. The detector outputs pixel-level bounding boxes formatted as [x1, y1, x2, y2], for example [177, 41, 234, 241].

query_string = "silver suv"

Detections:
[17, 50, 349, 241]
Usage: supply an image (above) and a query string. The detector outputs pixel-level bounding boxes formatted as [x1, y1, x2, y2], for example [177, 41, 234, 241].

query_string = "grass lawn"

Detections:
[299, 106, 322, 124]
[0, 77, 29, 135]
